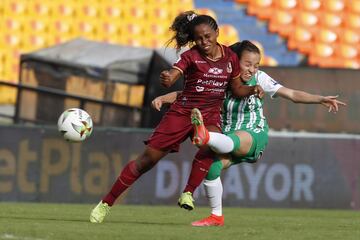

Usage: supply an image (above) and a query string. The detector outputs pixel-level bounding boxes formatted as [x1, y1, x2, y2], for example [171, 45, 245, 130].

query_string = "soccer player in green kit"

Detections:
[152, 40, 346, 226]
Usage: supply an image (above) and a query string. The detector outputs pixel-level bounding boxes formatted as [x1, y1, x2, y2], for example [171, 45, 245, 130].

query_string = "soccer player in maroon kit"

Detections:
[90, 11, 262, 223]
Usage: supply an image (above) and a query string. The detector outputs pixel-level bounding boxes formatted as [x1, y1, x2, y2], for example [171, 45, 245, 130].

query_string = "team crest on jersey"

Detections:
[227, 62, 232, 73]
[208, 67, 223, 75]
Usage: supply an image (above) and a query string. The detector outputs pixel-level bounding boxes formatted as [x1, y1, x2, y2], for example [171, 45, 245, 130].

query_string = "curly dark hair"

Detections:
[167, 10, 218, 51]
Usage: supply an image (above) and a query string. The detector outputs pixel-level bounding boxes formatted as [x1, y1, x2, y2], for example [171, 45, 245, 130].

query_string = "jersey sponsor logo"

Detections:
[197, 79, 227, 87]
[208, 67, 223, 75]
[181, 96, 187, 105]
[247, 96, 257, 111]
[195, 86, 205, 92]
[226, 62, 232, 73]
[203, 73, 228, 79]
[270, 79, 278, 85]
[195, 60, 207, 64]
[195, 86, 225, 93]
[209, 88, 225, 93]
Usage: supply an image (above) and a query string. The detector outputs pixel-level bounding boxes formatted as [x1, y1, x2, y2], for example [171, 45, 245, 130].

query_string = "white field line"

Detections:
[269, 130, 360, 140]
[1, 234, 46, 240]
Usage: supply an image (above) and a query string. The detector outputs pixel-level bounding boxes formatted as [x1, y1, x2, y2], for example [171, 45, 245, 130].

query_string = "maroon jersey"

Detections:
[172, 44, 240, 114]
[146, 44, 238, 152]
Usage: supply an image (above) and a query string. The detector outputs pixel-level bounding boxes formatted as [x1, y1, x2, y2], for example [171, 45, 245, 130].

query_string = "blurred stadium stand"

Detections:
[235, 0, 360, 69]
[194, 0, 302, 66]
[0, 0, 246, 104]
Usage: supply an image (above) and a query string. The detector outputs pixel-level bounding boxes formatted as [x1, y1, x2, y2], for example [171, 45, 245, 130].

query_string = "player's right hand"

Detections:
[160, 70, 171, 87]
[254, 85, 264, 99]
[321, 95, 346, 113]
[151, 97, 163, 111]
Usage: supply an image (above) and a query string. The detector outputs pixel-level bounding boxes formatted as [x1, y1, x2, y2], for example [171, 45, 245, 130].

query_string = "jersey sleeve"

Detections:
[230, 52, 241, 79]
[173, 50, 192, 74]
[257, 70, 283, 98]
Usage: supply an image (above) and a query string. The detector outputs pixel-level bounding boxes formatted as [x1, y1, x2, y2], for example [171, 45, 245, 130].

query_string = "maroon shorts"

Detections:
[146, 108, 221, 152]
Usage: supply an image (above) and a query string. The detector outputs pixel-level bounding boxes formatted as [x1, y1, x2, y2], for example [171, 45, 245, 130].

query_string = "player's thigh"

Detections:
[232, 130, 253, 156]
[228, 129, 267, 164]
[147, 110, 192, 152]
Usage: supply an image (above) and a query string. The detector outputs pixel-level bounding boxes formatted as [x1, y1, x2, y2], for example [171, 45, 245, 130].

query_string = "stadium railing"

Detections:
[0, 80, 141, 127]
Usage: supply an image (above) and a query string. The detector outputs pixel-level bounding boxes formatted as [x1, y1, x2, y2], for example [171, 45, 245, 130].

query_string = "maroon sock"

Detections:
[183, 151, 214, 193]
[102, 160, 140, 206]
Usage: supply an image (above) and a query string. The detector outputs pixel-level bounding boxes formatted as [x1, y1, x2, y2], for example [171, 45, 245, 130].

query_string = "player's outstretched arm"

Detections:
[276, 87, 346, 113]
[230, 77, 264, 98]
[151, 91, 181, 111]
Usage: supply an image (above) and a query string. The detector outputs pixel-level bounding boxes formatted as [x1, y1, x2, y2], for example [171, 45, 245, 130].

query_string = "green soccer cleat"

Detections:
[178, 191, 195, 211]
[90, 201, 111, 223]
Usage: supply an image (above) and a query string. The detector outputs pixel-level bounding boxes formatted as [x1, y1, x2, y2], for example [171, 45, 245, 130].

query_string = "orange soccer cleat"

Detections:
[191, 108, 209, 146]
[191, 214, 224, 227]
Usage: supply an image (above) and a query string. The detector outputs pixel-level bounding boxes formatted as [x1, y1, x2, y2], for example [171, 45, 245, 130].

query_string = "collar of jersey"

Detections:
[204, 43, 224, 62]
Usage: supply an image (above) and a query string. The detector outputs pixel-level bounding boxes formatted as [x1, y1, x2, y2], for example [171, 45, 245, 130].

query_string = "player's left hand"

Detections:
[321, 95, 347, 113]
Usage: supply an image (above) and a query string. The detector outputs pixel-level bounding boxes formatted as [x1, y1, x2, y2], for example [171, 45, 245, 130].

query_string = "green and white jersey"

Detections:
[222, 70, 282, 133]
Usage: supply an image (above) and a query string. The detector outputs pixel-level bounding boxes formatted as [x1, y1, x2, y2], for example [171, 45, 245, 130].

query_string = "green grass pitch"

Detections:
[0, 202, 359, 240]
